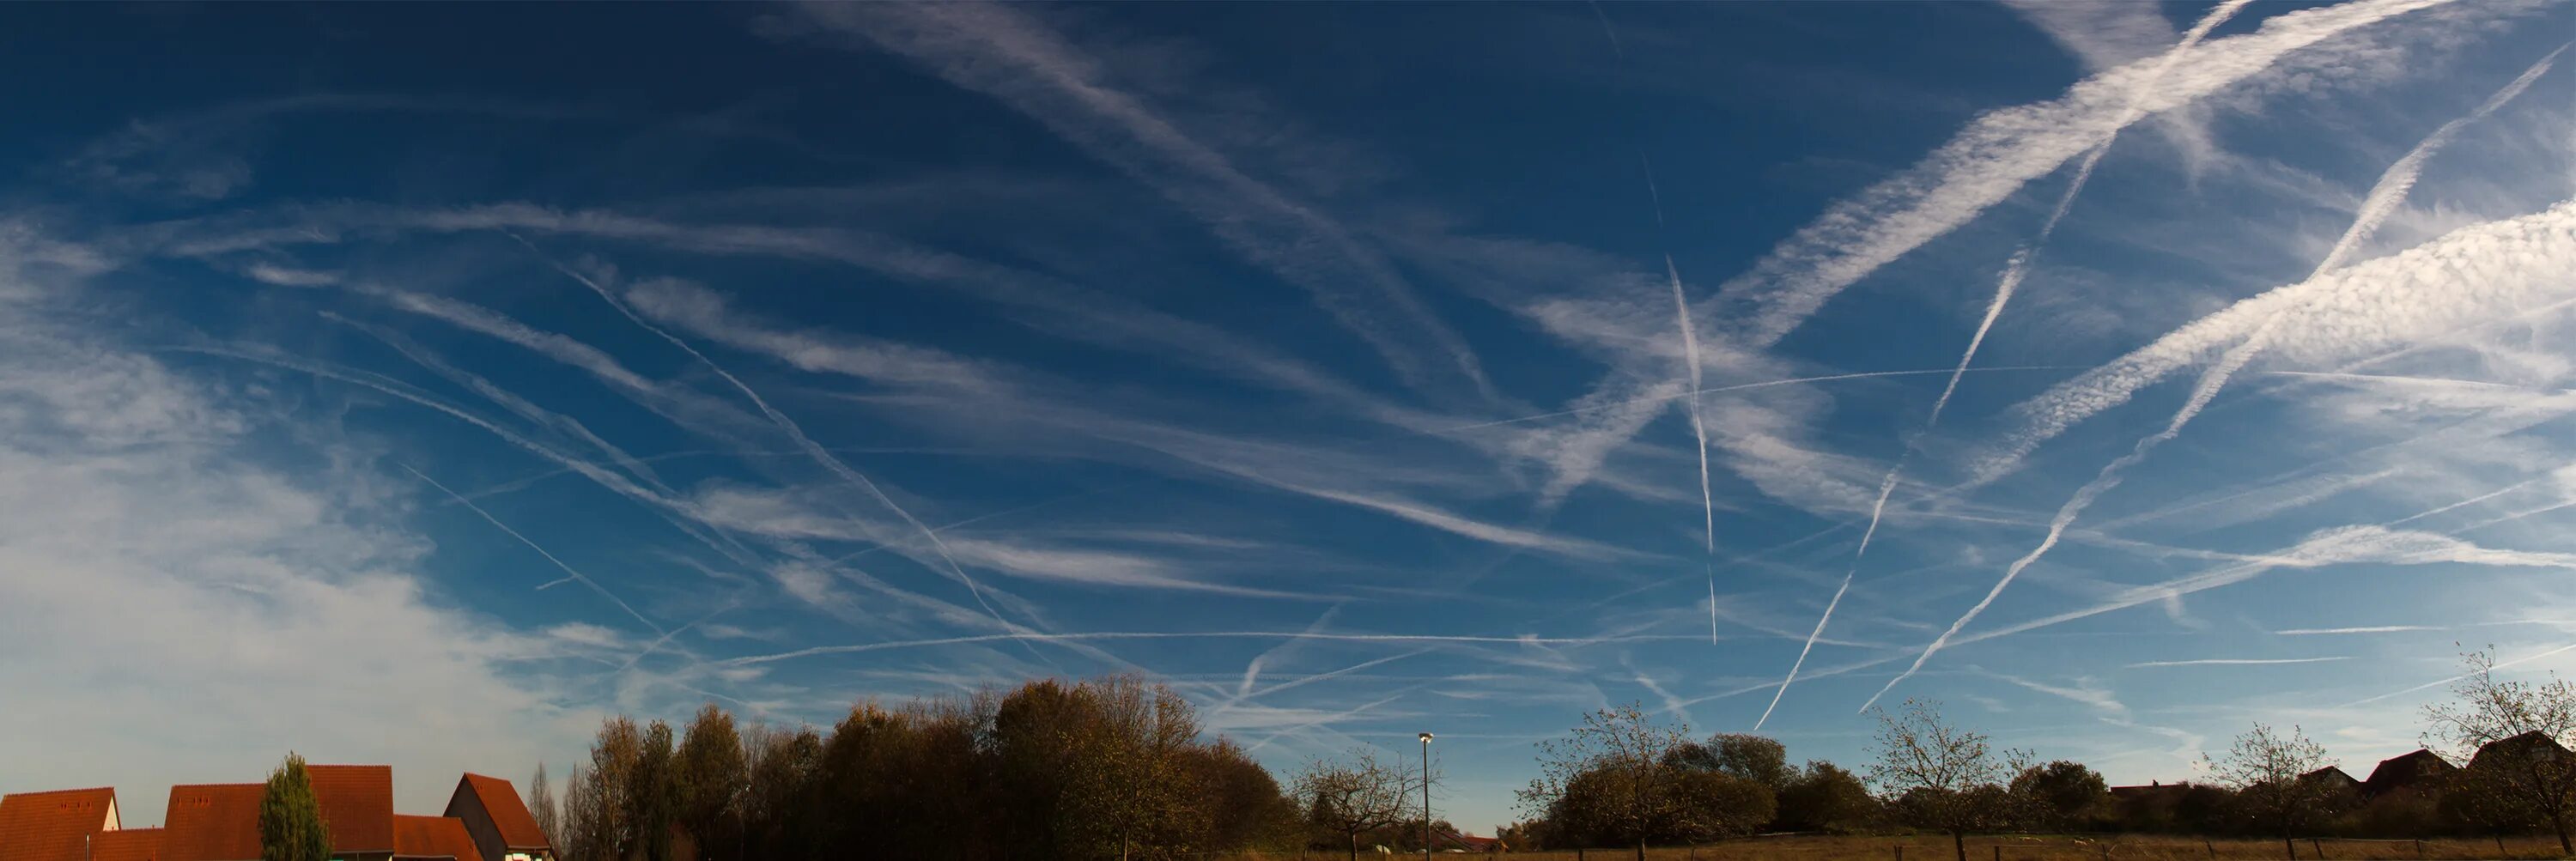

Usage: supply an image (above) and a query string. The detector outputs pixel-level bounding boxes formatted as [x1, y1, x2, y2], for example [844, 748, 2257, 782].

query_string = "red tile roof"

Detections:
[307, 765, 395, 854]
[452, 774, 548, 851]
[392, 816, 479, 860]
[0, 787, 119, 861]
[161, 785, 261, 861]
[90, 828, 165, 861]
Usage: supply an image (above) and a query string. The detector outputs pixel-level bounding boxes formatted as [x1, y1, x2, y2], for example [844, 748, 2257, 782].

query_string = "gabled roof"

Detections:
[2362, 749, 2455, 797]
[0, 787, 120, 861]
[447, 774, 549, 851]
[2470, 730, 2572, 769]
[90, 828, 166, 861]
[392, 815, 480, 861]
[307, 765, 396, 854]
[161, 785, 261, 861]
[2300, 766, 2361, 790]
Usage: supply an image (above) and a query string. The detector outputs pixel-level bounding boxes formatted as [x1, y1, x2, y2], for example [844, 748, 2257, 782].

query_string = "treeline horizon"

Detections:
[522, 650, 2576, 861]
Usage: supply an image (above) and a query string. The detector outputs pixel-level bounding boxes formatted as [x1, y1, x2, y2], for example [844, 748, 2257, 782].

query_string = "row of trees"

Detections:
[535, 675, 1298, 861]
[1502, 649, 2576, 861]
[522, 649, 2575, 861]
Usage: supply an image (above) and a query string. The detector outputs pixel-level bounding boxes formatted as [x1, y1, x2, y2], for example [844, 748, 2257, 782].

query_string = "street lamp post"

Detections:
[1419, 731, 1434, 861]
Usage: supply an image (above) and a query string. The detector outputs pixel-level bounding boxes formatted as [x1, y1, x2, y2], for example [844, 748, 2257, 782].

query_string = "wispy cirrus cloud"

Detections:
[790, 2, 1498, 403]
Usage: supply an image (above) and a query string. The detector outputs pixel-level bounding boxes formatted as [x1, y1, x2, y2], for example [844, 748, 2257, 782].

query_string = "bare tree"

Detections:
[2422, 647, 2576, 854]
[1293, 748, 1419, 861]
[1866, 699, 2026, 861]
[1519, 701, 1754, 861]
[2206, 723, 2338, 861]
[529, 763, 558, 847]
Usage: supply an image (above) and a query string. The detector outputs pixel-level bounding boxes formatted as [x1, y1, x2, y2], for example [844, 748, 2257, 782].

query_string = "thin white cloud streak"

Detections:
[1224, 605, 1340, 711]
[1978, 47, 2567, 482]
[2125, 657, 2351, 668]
[166, 203, 1430, 434]
[1938, 524, 2576, 658]
[625, 278, 1005, 393]
[1670, 256, 1714, 555]
[2002, 0, 2227, 176]
[721, 630, 1704, 667]
[1757, 0, 2248, 715]
[1628, 658, 1692, 725]
[1722, 0, 2458, 348]
[1753, 572, 1851, 731]
[1978, 668, 2128, 719]
[2385, 478, 2543, 526]
[798, 2, 1496, 401]
[2341, 640, 2576, 707]
[1668, 252, 1720, 646]
[1924, 0, 2251, 428]
[2276, 625, 2439, 635]
[188, 311, 985, 633]
[1873, 82, 2575, 710]
[324, 312, 667, 494]
[513, 240, 1023, 636]
[1242, 651, 1425, 706]
[400, 465, 665, 636]
[1268, 479, 1642, 561]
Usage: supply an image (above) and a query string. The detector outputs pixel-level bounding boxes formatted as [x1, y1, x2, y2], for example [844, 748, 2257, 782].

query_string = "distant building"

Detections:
[2360, 749, 2455, 798]
[2299, 766, 2362, 796]
[2469, 730, 2572, 771]
[442, 774, 554, 861]
[0, 787, 119, 861]
[162, 784, 264, 861]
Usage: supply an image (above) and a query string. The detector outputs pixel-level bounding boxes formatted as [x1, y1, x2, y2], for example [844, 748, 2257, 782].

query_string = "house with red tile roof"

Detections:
[0, 787, 120, 861]
[392, 815, 482, 861]
[307, 766, 397, 861]
[88, 828, 164, 861]
[442, 775, 552, 861]
[161, 784, 262, 861]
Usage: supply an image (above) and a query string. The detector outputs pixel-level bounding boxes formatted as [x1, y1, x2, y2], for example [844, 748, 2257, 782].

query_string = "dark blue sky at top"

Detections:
[1, 0, 2570, 833]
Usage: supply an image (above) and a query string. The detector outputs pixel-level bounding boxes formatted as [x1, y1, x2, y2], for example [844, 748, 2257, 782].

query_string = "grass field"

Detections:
[1236, 833, 2575, 861]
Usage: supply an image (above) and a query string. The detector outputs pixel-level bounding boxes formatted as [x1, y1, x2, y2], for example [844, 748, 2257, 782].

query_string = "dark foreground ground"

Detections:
[1236, 834, 2573, 861]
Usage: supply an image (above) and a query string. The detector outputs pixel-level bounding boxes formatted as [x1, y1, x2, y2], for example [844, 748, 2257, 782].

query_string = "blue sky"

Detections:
[2, 0, 2572, 834]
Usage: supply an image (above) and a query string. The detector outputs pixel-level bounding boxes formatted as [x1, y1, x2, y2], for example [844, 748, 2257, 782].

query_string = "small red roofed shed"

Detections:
[392, 815, 482, 861]
[89, 828, 164, 861]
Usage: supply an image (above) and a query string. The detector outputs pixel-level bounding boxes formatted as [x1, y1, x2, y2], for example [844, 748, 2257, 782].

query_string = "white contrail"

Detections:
[1764, 2, 2254, 725]
[1937, 0, 2256, 427]
[2341, 641, 2576, 707]
[402, 464, 666, 636]
[1671, 254, 1714, 555]
[1725, 0, 2456, 349]
[1668, 252, 1721, 644]
[1865, 53, 2567, 711]
[2276, 625, 2439, 635]
[1429, 366, 2074, 437]
[2126, 657, 2350, 668]
[722, 630, 1704, 666]
[1977, 45, 2567, 482]
[1753, 571, 1850, 730]
[804, 3, 1496, 400]
[511, 237, 1019, 634]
